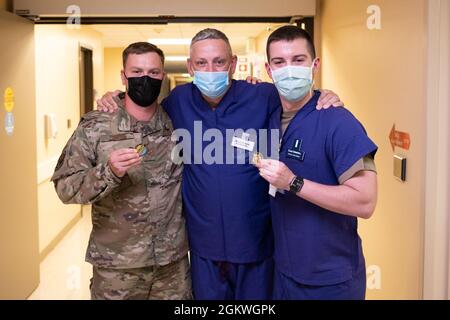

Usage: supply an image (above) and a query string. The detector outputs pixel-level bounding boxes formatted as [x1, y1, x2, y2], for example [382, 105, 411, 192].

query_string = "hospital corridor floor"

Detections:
[28, 208, 92, 300]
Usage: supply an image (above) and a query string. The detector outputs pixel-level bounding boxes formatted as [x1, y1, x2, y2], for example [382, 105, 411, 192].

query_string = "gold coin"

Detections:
[135, 144, 148, 157]
[252, 152, 263, 165]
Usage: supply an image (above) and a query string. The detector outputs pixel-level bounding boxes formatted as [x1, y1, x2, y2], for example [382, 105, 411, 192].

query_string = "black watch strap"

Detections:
[289, 176, 304, 194]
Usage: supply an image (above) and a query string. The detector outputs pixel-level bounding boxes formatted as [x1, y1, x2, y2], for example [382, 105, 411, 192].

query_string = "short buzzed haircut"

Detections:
[190, 28, 233, 56]
[266, 25, 316, 61]
[122, 42, 165, 68]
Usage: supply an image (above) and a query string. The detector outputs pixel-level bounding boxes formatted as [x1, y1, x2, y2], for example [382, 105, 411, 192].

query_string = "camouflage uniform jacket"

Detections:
[51, 103, 188, 269]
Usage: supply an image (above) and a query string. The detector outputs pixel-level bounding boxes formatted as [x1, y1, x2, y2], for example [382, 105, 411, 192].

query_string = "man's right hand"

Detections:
[108, 148, 141, 178]
[96, 90, 122, 113]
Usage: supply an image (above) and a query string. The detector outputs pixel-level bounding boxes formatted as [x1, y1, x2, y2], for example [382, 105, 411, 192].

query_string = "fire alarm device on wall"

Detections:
[394, 155, 407, 182]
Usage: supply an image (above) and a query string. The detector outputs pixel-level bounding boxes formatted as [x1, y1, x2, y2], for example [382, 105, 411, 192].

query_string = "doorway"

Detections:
[79, 46, 94, 117]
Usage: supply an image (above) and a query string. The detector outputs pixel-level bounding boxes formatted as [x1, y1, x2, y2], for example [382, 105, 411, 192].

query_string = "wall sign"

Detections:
[4, 87, 15, 136]
[389, 124, 410, 151]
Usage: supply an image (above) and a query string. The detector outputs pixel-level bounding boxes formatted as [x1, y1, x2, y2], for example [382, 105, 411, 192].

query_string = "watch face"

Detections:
[290, 177, 304, 193]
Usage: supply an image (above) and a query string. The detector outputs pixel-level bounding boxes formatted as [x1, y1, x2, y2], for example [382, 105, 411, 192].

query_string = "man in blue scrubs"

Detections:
[96, 28, 343, 300]
[256, 26, 378, 300]
[164, 29, 278, 300]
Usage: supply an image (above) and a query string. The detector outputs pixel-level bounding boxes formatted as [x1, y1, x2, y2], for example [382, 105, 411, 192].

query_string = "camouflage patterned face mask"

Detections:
[125, 75, 162, 107]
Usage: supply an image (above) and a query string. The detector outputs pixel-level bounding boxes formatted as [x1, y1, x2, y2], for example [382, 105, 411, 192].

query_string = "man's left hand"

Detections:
[245, 76, 263, 85]
[317, 89, 344, 110]
[255, 159, 295, 191]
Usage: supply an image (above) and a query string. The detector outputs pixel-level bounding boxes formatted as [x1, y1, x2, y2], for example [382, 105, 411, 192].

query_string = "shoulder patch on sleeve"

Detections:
[79, 111, 113, 129]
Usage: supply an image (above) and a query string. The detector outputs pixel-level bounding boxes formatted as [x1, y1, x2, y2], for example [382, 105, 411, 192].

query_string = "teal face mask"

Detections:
[271, 61, 315, 102]
[193, 69, 230, 99]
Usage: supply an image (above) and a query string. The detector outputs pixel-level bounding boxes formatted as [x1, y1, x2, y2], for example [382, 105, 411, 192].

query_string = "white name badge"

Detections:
[269, 184, 285, 198]
[231, 133, 255, 152]
[269, 185, 278, 197]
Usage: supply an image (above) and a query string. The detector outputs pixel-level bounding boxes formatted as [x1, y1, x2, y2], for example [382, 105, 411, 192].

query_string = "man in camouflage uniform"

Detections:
[52, 42, 190, 300]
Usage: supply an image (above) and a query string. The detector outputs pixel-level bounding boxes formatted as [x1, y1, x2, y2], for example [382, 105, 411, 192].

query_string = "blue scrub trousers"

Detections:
[190, 252, 274, 300]
[273, 267, 366, 300]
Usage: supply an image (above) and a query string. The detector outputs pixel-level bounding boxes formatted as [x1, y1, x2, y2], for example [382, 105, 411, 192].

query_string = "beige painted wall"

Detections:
[104, 47, 125, 94]
[318, 0, 427, 299]
[34, 25, 104, 256]
[0, 7, 39, 299]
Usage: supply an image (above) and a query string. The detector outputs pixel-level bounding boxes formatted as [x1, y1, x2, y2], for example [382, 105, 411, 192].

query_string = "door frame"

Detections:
[424, 0, 450, 300]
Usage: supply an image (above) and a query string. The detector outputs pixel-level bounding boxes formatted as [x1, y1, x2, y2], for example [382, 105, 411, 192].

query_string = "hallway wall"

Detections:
[318, 0, 427, 299]
[104, 47, 125, 94]
[0, 3, 40, 299]
[34, 25, 104, 257]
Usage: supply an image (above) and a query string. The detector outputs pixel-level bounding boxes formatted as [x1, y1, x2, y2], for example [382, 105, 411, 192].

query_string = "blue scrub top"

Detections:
[162, 80, 280, 263]
[269, 91, 378, 286]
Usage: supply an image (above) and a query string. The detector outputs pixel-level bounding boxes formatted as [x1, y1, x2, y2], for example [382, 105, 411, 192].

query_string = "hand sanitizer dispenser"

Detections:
[45, 113, 58, 139]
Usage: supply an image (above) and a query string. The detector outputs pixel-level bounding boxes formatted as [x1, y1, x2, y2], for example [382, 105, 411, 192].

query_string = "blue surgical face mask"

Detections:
[271, 60, 316, 102]
[193, 68, 230, 99]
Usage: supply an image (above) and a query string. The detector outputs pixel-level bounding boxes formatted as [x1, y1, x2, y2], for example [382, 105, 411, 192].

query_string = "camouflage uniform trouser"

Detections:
[90, 255, 192, 300]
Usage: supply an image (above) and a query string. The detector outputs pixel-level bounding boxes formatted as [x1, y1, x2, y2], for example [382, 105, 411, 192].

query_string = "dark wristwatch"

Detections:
[289, 176, 304, 194]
